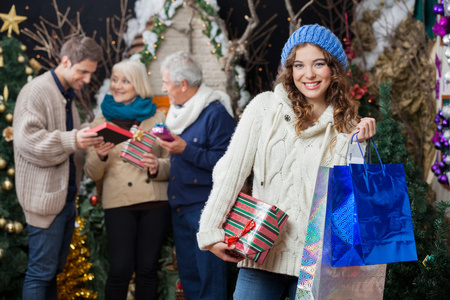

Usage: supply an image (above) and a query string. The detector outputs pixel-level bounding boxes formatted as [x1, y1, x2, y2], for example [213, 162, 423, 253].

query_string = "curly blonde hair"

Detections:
[277, 43, 359, 135]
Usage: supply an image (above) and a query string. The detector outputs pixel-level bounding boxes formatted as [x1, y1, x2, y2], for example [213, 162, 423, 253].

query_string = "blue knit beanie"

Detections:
[280, 24, 347, 69]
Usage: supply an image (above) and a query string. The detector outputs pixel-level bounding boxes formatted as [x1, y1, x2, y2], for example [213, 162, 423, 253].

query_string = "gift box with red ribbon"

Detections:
[119, 125, 156, 168]
[223, 192, 289, 264]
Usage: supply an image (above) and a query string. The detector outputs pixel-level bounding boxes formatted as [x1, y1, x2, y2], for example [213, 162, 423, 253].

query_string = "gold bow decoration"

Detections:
[132, 129, 144, 142]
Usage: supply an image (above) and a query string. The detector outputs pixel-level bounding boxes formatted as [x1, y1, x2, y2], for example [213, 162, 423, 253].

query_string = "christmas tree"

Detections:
[0, 34, 34, 299]
[373, 82, 450, 299]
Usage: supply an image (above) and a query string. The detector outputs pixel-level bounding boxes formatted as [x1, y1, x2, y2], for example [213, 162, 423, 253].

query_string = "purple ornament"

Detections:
[439, 161, 446, 169]
[439, 16, 449, 27]
[437, 124, 443, 132]
[434, 4, 444, 15]
[439, 110, 444, 118]
[435, 116, 442, 124]
[435, 141, 442, 149]
[438, 174, 448, 185]
[436, 81, 440, 99]
[435, 167, 443, 175]
[437, 54, 442, 76]
[432, 131, 440, 143]
[445, 155, 450, 165]
[444, 140, 449, 147]
[432, 163, 439, 174]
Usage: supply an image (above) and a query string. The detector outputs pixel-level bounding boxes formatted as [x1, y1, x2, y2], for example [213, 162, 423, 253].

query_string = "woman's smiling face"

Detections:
[110, 69, 138, 105]
[292, 44, 331, 106]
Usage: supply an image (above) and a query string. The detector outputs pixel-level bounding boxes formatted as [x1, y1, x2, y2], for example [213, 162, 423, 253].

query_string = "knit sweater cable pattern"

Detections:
[13, 71, 83, 228]
[197, 84, 351, 276]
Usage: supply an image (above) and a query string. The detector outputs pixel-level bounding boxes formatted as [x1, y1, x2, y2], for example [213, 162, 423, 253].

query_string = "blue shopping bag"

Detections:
[331, 135, 418, 267]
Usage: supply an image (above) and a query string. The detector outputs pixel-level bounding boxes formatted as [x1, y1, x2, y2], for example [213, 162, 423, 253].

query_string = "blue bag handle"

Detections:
[350, 132, 385, 175]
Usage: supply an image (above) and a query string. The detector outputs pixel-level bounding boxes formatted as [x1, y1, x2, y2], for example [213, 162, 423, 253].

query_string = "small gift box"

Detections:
[87, 122, 133, 145]
[151, 122, 174, 141]
[119, 125, 157, 168]
[223, 192, 289, 264]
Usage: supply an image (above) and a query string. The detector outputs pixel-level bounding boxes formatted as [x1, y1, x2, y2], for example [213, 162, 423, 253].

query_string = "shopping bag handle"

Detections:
[351, 132, 385, 174]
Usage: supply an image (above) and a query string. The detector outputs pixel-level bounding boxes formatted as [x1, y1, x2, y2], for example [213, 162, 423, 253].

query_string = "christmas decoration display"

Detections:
[431, 107, 450, 186]
[433, 1, 450, 37]
[433, 0, 450, 189]
[370, 11, 435, 173]
[0, 32, 33, 298]
[56, 216, 98, 300]
[374, 83, 450, 299]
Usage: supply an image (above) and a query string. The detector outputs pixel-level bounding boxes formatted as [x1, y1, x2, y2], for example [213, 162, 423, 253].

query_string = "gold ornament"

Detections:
[0, 157, 6, 169]
[5, 222, 15, 233]
[0, 247, 4, 259]
[0, 102, 5, 113]
[0, 5, 27, 37]
[17, 55, 25, 63]
[25, 66, 33, 75]
[20, 44, 26, 51]
[3, 126, 13, 142]
[29, 58, 42, 73]
[7, 167, 15, 177]
[3, 85, 8, 102]
[5, 113, 13, 123]
[0, 46, 2, 54]
[2, 178, 13, 191]
[13, 221, 23, 233]
[0, 55, 3, 68]
[0, 217, 6, 228]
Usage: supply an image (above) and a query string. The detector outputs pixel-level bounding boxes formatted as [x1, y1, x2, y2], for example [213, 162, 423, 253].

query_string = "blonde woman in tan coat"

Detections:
[84, 60, 170, 300]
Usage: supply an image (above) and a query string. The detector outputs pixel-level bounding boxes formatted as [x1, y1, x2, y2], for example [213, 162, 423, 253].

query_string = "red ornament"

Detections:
[89, 195, 100, 206]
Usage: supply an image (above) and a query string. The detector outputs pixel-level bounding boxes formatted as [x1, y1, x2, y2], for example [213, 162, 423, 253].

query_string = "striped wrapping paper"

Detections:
[119, 125, 156, 169]
[223, 192, 289, 264]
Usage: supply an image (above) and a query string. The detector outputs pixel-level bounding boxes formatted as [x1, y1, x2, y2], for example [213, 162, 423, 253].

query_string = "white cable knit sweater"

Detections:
[197, 84, 351, 276]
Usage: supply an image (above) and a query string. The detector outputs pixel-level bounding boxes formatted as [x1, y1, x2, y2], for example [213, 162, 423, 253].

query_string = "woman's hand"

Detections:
[94, 142, 115, 160]
[348, 117, 376, 142]
[141, 153, 159, 175]
[205, 242, 246, 263]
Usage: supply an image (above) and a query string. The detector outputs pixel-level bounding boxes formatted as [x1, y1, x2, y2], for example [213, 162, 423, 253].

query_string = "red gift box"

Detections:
[87, 122, 133, 145]
[119, 125, 156, 168]
[223, 192, 289, 264]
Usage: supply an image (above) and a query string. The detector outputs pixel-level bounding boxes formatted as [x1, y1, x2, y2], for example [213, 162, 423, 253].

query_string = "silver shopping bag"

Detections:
[296, 167, 386, 300]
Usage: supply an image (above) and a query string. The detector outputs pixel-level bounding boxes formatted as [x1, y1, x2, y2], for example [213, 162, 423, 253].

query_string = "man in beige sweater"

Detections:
[13, 36, 104, 300]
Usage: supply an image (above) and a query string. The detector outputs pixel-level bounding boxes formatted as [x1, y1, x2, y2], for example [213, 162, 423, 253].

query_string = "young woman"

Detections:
[196, 24, 376, 300]
[84, 60, 170, 300]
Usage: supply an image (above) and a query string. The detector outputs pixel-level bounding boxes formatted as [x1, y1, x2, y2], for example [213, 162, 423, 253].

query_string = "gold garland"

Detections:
[57, 217, 97, 299]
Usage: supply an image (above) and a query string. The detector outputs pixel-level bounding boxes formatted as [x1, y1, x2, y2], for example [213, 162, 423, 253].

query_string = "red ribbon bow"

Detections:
[225, 219, 256, 247]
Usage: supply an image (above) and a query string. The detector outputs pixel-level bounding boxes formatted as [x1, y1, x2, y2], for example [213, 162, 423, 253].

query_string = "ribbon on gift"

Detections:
[133, 129, 144, 142]
[225, 219, 256, 247]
